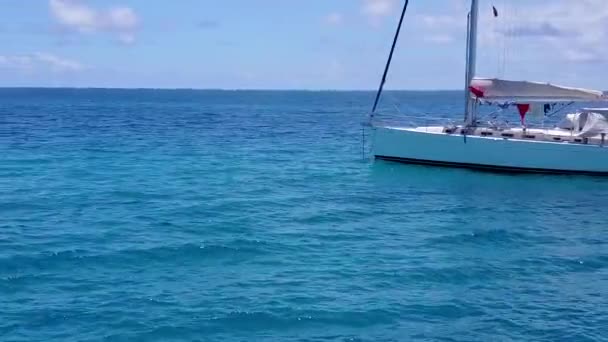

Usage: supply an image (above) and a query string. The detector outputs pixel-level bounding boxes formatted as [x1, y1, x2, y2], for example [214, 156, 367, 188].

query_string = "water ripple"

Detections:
[1, 89, 607, 342]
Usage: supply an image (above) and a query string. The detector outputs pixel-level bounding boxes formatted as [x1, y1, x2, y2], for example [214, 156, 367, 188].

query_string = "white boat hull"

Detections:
[373, 126, 608, 175]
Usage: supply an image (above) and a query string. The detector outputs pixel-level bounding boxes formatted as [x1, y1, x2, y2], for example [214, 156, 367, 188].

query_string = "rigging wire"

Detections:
[370, 0, 410, 117]
[362, 111, 366, 160]
[363, 0, 410, 160]
[546, 102, 575, 118]
[504, 0, 509, 77]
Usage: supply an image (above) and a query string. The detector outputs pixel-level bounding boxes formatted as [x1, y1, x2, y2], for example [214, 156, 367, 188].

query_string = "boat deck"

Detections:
[386, 125, 608, 147]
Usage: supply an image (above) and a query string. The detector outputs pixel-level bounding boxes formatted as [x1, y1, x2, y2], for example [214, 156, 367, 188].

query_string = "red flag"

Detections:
[517, 104, 530, 125]
[469, 86, 485, 98]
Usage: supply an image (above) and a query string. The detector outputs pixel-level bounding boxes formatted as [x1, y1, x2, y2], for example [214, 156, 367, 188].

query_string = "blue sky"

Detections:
[0, 0, 606, 89]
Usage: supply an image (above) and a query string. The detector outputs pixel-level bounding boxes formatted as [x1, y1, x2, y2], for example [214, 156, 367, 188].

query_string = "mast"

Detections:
[370, 0, 410, 118]
[464, 0, 479, 125]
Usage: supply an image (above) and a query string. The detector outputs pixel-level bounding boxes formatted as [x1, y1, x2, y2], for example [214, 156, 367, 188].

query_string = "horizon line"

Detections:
[0, 86, 466, 92]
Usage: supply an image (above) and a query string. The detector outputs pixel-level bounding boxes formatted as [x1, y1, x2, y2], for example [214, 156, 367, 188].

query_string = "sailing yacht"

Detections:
[371, 0, 608, 175]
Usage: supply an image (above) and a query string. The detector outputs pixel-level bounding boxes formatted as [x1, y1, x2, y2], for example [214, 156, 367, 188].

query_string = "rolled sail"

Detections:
[470, 78, 605, 102]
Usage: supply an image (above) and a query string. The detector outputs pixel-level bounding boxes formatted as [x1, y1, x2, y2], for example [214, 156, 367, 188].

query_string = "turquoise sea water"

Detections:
[1, 89, 607, 341]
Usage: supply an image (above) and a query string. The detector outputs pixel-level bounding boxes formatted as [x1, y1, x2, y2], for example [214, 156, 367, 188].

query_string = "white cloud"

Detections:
[49, 0, 96, 32]
[362, 0, 396, 24]
[35, 52, 85, 72]
[499, 0, 608, 62]
[426, 34, 454, 44]
[106, 6, 138, 31]
[419, 14, 460, 29]
[416, 14, 462, 43]
[362, 0, 395, 17]
[324, 13, 344, 26]
[0, 53, 85, 73]
[49, 0, 139, 44]
[500, 22, 569, 38]
[415, 0, 608, 63]
[0, 55, 34, 71]
[563, 49, 603, 63]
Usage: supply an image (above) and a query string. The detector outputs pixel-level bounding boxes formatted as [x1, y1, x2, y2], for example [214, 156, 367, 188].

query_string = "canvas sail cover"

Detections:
[557, 111, 608, 137]
[470, 78, 605, 102]
[579, 112, 608, 137]
[557, 113, 582, 130]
